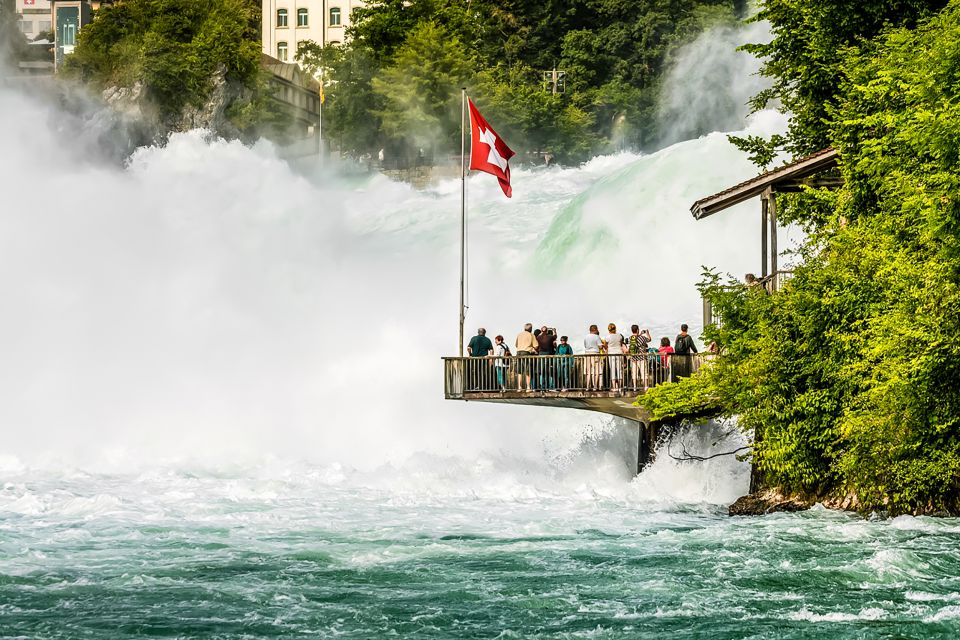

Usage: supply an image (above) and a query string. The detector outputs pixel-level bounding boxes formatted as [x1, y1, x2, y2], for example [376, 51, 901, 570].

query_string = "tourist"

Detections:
[467, 328, 493, 357]
[494, 335, 510, 391]
[556, 335, 574, 391]
[537, 326, 557, 390]
[627, 325, 652, 390]
[584, 324, 604, 390]
[467, 328, 494, 390]
[674, 323, 698, 380]
[515, 323, 538, 391]
[605, 323, 626, 391]
[658, 336, 675, 383]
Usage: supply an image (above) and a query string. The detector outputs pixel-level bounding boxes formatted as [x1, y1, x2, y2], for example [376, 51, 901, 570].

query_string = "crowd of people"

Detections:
[465, 322, 706, 392]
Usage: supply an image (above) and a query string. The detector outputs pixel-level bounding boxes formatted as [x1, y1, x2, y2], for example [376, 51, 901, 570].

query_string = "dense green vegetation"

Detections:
[65, 0, 263, 131]
[299, 0, 744, 163]
[641, 0, 960, 515]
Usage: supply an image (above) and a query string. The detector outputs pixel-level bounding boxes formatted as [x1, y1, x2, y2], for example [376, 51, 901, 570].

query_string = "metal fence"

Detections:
[443, 353, 707, 398]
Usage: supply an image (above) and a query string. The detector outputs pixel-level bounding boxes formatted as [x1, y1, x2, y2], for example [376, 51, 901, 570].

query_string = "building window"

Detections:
[329, 7, 341, 26]
[277, 41, 288, 61]
[297, 8, 308, 27]
[39, 21, 52, 33]
[19, 20, 34, 33]
[277, 8, 288, 27]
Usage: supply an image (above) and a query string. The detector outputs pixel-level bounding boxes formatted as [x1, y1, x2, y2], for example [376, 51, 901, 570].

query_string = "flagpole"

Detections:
[459, 87, 467, 357]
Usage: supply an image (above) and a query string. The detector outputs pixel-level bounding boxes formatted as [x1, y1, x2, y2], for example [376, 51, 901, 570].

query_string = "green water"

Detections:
[3, 467, 960, 639]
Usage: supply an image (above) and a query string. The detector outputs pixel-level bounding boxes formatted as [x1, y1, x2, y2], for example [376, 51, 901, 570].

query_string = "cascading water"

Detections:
[3, 20, 959, 639]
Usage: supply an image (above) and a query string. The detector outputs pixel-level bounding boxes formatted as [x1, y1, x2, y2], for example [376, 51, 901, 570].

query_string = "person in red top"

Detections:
[657, 336, 675, 385]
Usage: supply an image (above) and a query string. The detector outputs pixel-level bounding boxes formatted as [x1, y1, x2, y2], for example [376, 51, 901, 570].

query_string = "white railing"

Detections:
[443, 354, 707, 398]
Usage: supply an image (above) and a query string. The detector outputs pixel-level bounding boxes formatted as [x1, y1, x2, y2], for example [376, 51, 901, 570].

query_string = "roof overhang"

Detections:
[691, 148, 840, 220]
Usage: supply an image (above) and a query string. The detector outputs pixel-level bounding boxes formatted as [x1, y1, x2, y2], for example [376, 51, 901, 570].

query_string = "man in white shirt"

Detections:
[584, 324, 603, 390]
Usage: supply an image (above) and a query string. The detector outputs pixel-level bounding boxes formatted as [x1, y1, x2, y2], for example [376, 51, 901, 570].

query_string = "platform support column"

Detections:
[637, 422, 658, 474]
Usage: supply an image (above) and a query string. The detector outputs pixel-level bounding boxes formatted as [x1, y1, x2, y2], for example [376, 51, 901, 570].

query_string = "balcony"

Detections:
[442, 353, 707, 422]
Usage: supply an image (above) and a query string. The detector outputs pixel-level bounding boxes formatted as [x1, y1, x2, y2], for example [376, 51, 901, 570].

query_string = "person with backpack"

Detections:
[494, 335, 511, 391]
[673, 323, 698, 381]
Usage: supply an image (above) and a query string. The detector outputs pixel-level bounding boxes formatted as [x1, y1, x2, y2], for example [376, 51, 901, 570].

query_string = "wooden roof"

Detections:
[690, 148, 840, 220]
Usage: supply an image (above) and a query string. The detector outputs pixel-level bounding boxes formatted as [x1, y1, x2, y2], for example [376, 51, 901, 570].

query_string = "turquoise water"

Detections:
[3, 459, 960, 639]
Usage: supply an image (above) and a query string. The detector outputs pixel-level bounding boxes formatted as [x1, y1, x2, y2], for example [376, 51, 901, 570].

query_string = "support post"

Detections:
[760, 192, 769, 279]
[637, 422, 658, 474]
[749, 427, 763, 494]
[768, 190, 779, 291]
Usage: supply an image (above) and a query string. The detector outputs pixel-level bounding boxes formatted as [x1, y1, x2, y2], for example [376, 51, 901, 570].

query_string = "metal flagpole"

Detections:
[459, 87, 467, 357]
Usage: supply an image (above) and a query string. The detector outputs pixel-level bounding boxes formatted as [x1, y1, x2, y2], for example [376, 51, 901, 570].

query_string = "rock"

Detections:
[728, 490, 813, 516]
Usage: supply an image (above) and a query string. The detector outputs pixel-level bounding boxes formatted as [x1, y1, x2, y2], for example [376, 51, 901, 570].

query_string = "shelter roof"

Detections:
[690, 147, 840, 219]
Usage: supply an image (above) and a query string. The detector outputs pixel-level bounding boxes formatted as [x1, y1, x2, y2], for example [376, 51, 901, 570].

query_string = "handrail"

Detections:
[443, 353, 708, 398]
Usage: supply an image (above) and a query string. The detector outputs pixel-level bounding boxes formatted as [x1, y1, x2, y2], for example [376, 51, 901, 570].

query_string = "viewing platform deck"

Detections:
[443, 354, 707, 423]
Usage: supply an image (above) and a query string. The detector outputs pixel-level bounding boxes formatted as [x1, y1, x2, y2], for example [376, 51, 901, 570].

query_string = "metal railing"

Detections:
[443, 353, 707, 398]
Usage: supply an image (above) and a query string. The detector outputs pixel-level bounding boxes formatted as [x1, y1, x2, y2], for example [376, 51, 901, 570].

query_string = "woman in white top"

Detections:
[584, 324, 603, 390]
[605, 323, 626, 391]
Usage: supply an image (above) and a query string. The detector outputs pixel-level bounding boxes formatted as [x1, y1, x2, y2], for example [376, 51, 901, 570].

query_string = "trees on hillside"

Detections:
[67, 0, 261, 129]
[303, 0, 741, 163]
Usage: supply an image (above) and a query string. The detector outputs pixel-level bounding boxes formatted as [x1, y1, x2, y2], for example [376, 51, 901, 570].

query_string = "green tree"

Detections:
[371, 20, 472, 154]
[741, 0, 948, 156]
[643, 1, 960, 514]
[67, 0, 261, 127]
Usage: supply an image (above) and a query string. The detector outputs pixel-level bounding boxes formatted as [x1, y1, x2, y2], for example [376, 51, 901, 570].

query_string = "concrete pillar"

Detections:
[637, 422, 659, 474]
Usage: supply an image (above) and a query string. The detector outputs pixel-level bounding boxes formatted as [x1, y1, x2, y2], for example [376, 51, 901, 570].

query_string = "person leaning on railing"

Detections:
[537, 326, 557, 390]
[673, 323, 698, 381]
[556, 336, 574, 391]
[584, 325, 604, 391]
[628, 325, 652, 390]
[604, 323, 626, 392]
[515, 323, 538, 391]
[494, 335, 510, 391]
[466, 328, 494, 390]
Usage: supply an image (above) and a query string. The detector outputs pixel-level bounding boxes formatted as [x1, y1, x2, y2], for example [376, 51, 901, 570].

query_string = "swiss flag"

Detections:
[468, 99, 515, 198]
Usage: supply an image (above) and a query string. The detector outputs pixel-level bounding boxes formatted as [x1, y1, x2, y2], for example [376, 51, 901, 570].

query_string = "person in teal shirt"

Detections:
[556, 335, 574, 391]
[467, 328, 494, 390]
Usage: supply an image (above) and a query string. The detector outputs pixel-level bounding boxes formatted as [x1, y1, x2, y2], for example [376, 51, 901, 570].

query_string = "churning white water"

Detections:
[0, 81, 782, 481]
[0, 18, 789, 506]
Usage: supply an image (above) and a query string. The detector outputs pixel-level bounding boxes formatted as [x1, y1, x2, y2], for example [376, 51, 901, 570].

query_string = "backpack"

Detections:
[502, 345, 512, 357]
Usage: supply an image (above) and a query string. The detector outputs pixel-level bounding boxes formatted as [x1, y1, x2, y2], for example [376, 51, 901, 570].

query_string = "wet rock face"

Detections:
[728, 491, 813, 516]
[101, 65, 249, 143]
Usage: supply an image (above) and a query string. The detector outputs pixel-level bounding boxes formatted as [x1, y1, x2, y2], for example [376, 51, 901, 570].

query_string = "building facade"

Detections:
[15, 0, 53, 40]
[261, 0, 365, 63]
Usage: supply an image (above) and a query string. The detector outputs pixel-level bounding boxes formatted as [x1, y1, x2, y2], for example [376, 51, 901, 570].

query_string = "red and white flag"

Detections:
[468, 99, 515, 198]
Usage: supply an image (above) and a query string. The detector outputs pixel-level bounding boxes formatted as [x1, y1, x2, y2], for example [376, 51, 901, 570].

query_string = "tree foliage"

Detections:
[301, 0, 741, 162]
[643, 0, 960, 515]
[66, 0, 262, 126]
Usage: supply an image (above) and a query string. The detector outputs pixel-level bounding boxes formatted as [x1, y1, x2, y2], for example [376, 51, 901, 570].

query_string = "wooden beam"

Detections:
[690, 148, 840, 219]
[769, 190, 778, 289]
[761, 194, 769, 278]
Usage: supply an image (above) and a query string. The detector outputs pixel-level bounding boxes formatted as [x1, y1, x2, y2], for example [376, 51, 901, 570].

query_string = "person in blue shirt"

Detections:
[556, 335, 574, 391]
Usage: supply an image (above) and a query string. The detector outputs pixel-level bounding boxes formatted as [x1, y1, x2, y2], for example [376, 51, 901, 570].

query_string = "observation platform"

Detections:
[442, 353, 706, 421]
[443, 354, 708, 471]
